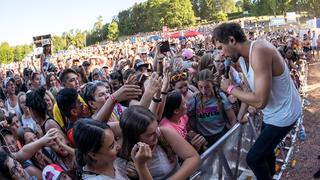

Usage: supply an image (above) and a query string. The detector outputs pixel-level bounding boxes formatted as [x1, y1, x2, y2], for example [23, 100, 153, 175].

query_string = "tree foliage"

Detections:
[116, 0, 195, 36]
[0, 43, 32, 64]
[2, 0, 320, 62]
[164, 0, 196, 28]
[107, 21, 119, 41]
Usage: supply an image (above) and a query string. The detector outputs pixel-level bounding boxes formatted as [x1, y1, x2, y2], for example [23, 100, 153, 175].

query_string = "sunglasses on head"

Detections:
[170, 72, 188, 83]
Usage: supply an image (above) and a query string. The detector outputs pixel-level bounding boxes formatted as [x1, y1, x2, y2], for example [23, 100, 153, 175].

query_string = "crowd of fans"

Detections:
[0, 23, 317, 179]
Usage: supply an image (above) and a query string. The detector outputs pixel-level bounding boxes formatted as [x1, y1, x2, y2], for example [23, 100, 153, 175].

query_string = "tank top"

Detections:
[21, 115, 37, 131]
[239, 41, 301, 127]
[5, 98, 22, 118]
[116, 145, 179, 180]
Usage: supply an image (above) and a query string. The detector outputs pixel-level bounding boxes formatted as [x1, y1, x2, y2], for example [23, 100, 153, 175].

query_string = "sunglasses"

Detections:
[170, 72, 188, 83]
[214, 59, 224, 63]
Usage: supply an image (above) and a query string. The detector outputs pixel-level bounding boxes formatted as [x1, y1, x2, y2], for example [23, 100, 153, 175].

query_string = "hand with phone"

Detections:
[145, 72, 163, 95]
[159, 41, 170, 53]
[112, 84, 142, 102]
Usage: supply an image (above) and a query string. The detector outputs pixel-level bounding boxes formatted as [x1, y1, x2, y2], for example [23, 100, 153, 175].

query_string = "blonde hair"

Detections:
[199, 53, 215, 72]
[45, 91, 56, 104]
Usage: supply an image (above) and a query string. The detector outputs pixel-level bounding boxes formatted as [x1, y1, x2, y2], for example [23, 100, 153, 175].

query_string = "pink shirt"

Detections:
[160, 115, 189, 139]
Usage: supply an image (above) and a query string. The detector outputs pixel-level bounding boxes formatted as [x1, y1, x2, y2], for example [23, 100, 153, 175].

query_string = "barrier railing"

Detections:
[190, 60, 308, 180]
[190, 112, 263, 180]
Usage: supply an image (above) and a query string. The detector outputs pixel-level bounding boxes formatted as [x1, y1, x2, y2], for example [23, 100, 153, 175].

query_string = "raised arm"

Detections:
[14, 128, 58, 162]
[139, 73, 162, 108]
[31, 55, 39, 72]
[155, 72, 171, 120]
[131, 142, 153, 180]
[221, 45, 272, 109]
[93, 85, 142, 122]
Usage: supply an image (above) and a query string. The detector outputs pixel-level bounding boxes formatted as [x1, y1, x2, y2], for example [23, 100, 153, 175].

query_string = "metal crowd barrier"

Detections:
[190, 112, 263, 180]
[190, 60, 308, 180]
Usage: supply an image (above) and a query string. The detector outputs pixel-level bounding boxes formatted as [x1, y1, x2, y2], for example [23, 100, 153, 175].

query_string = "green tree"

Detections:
[90, 16, 105, 43]
[164, 0, 196, 28]
[117, 9, 134, 36]
[191, 0, 201, 17]
[145, 0, 167, 31]
[308, 0, 320, 17]
[269, 0, 277, 16]
[130, 2, 149, 33]
[52, 35, 67, 53]
[13, 45, 32, 62]
[0, 42, 14, 64]
[235, 0, 243, 12]
[212, 11, 228, 22]
[199, 0, 214, 20]
[221, 0, 237, 13]
[242, 0, 252, 11]
[107, 21, 119, 41]
[13, 45, 24, 62]
[102, 23, 110, 41]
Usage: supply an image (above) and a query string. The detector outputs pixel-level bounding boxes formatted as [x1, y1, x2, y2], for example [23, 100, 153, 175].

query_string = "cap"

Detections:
[47, 64, 57, 72]
[139, 47, 149, 54]
[134, 59, 149, 71]
[82, 61, 91, 67]
[3, 77, 15, 89]
[92, 68, 101, 76]
[182, 49, 195, 60]
[42, 164, 64, 180]
[23, 68, 33, 77]
[42, 39, 51, 47]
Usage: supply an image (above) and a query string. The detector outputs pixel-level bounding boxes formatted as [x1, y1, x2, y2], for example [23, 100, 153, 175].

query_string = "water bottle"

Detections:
[298, 125, 306, 141]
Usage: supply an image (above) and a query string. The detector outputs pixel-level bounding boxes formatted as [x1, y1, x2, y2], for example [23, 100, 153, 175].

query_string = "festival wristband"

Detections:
[110, 94, 118, 104]
[161, 91, 168, 95]
[227, 84, 235, 95]
[152, 97, 162, 103]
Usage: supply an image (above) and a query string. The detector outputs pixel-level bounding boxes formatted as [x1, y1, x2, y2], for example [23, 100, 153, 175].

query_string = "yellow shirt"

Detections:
[53, 95, 89, 128]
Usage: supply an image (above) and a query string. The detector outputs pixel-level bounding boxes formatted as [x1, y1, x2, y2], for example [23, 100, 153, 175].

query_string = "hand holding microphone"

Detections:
[224, 58, 231, 79]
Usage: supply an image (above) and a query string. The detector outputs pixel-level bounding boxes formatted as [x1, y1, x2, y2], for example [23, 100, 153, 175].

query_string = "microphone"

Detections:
[224, 58, 231, 79]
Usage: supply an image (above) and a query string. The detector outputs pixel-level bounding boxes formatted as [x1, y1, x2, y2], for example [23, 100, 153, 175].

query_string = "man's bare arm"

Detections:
[230, 45, 272, 109]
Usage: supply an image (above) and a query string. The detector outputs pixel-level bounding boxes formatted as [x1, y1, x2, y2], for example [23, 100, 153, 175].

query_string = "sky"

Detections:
[0, 0, 145, 46]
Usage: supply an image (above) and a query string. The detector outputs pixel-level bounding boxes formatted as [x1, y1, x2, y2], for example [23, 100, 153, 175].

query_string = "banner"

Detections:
[270, 18, 286, 26]
[286, 12, 297, 23]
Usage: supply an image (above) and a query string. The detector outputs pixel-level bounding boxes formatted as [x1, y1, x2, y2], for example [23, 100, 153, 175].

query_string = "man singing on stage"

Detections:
[214, 23, 302, 180]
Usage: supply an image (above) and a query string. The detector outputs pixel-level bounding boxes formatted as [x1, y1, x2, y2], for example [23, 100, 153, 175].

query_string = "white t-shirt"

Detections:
[21, 115, 37, 131]
[5, 99, 22, 118]
[311, 35, 317, 47]
[82, 159, 128, 180]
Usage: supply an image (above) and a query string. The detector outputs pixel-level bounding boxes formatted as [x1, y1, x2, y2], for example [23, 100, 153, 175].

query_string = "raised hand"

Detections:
[145, 72, 163, 95]
[131, 142, 152, 166]
[112, 84, 142, 102]
[161, 71, 171, 93]
[125, 74, 138, 85]
[40, 128, 58, 145]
